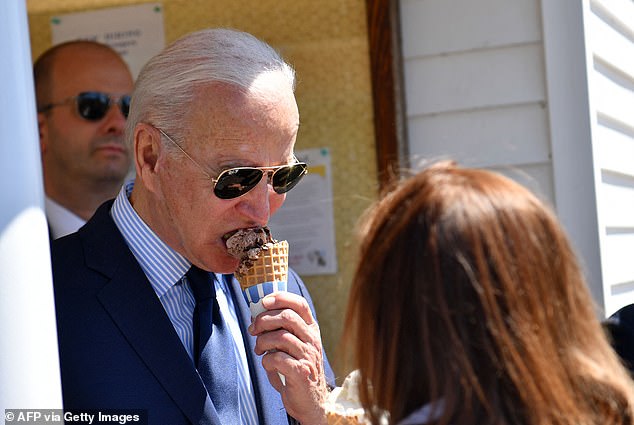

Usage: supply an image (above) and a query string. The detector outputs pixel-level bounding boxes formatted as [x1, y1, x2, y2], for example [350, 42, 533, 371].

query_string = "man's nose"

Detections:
[101, 103, 127, 134]
[237, 177, 273, 225]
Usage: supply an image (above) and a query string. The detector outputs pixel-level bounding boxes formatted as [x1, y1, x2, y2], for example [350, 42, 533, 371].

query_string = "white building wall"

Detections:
[585, 0, 634, 315]
[540, 0, 604, 309]
[398, 0, 634, 314]
[399, 0, 555, 203]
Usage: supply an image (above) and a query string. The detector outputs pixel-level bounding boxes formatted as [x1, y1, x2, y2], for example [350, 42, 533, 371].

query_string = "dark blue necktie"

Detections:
[187, 266, 239, 424]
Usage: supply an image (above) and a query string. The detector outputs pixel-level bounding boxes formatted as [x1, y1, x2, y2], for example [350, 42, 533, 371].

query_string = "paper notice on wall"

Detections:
[50, 3, 165, 78]
[268, 148, 338, 276]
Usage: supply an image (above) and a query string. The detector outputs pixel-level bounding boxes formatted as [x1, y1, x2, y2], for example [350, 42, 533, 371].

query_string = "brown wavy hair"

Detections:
[344, 161, 634, 425]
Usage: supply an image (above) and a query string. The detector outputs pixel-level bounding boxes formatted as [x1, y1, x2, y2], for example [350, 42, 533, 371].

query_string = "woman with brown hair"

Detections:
[343, 161, 634, 425]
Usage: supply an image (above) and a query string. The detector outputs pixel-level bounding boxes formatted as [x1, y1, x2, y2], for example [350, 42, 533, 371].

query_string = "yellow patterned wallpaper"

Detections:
[27, 0, 378, 381]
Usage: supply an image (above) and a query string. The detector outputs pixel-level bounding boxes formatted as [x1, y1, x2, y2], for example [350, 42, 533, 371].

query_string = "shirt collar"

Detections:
[110, 180, 190, 299]
[45, 196, 86, 239]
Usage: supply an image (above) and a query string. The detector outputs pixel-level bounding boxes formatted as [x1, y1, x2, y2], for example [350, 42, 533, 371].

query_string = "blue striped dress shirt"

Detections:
[110, 180, 258, 425]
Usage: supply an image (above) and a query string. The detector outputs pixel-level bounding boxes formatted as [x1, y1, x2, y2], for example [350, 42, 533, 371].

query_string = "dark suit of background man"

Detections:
[35, 41, 134, 239]
[604, 304, 634, 375]
[51, 28, 334, 425]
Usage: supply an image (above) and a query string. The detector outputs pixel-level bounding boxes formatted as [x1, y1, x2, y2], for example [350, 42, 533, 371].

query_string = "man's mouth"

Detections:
[222, 227, 266, 242]
[222, 230, 240, 242]
[95, 144, 126, 153]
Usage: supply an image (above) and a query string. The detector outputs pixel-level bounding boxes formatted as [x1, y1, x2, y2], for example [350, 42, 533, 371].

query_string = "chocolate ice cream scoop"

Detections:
[226, 226, 276, 275]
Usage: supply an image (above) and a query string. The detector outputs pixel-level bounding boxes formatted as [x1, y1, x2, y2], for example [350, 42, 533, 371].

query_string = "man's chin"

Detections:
[96, 164, 132, 183]
[203, 254, 239, 275]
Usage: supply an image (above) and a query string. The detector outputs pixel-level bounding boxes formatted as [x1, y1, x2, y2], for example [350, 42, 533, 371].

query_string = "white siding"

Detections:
[408, 104, 550, 167]
[586, 0, 634, 315]
[399, 0, 554, 203]
[405, 44, 546, 115]
[400, 0, 541, 57]
[398, 0, 634, 314]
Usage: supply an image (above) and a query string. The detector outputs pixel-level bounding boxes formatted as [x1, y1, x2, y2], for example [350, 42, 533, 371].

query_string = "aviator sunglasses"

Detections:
[38, 91, 131, 121]
[155, 126, 308, 200]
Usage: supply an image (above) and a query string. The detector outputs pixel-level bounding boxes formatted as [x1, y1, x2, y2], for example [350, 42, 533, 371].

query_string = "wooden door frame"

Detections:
[366, 0, 407, 191]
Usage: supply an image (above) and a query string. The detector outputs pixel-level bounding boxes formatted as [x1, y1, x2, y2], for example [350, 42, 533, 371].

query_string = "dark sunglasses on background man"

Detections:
[38, 91, 131, 121]
[155, 126, 308, 200]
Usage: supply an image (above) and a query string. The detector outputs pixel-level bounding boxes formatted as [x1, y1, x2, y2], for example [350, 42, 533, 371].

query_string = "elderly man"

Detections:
[51, 29, 334, 424]
[35, 41, 134, 239]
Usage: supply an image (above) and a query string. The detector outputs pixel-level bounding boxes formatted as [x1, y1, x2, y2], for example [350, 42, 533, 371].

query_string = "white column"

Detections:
[541, 0, 604, 312]
[0, 0, 63, 411]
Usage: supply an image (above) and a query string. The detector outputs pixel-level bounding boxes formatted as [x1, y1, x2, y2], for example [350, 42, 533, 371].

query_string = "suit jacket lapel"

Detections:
[80, 202, 221, 425]
[224, 274, 288, 425]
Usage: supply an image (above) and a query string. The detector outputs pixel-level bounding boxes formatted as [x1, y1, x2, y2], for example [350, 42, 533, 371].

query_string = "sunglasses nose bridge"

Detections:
[264, 169, 275, 186]
[101, 100, 127, 122]
[110, 96, 129, 117]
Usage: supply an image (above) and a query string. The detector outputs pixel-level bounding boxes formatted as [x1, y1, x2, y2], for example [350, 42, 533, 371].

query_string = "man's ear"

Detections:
[38, 112, 49, 154]
[134, 123, 162, 192]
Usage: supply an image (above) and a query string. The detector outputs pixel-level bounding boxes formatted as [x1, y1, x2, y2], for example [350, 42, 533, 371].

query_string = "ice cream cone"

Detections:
[236, 240, 288, 290]
[236, 240, 289, 385]
[238, 240, 289, 319]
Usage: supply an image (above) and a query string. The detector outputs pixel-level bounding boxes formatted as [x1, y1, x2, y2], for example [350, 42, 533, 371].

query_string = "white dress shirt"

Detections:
[45, 196, 86, 239]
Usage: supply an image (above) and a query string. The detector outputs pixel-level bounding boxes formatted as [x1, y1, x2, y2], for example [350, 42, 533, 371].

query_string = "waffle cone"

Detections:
[236, 240, 288, 290]
[326, 412, 365, 425]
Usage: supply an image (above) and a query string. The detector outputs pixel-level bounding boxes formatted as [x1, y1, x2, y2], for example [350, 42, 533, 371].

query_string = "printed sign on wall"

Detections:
[51, 3, 165, 78]
[268, 148, 338, 276]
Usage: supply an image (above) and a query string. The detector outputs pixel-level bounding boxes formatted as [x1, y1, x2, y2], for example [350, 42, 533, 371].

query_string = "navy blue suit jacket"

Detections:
[51, 201, 334, 424]
[604, 304, 634, 375]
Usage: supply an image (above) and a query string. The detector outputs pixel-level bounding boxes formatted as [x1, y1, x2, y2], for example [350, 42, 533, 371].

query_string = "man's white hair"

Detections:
[125, 28, 296, 149]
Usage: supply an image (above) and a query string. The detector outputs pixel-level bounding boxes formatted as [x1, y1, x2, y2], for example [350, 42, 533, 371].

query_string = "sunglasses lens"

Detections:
[77, 92, 110, 121]
[272, 163, 307, 194]
[120, 95, 131, 118]
[76, 92, 130, 121]
[214, 168, 264, 199]
[213, 162, 307, 200]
